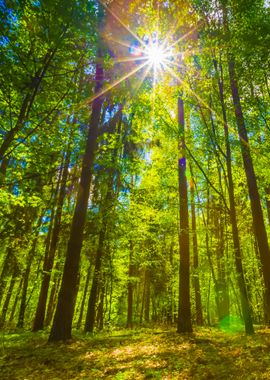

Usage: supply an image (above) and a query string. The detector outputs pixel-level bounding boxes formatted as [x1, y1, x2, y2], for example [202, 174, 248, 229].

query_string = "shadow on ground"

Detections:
[0, 328, 270, 379]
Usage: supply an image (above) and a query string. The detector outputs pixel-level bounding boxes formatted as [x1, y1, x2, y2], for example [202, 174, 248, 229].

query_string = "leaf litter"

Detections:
[0, 327, 270, 379]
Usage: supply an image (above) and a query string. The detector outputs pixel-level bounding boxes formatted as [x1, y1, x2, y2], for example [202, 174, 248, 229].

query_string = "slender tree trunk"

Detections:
[206, 276, 211, 325]
[97, 282, 105, 330]
[84, 212, 107, 333]
[204, 184, 218, 324]
[33, 149, 70, 331]
[48, 39, 104, 341]
[0, 248, 14, 302]
[17, 216, 42, 328]
[140, 278, 146, 324]
[167, 242, 174, 324]
[265, 187, 270, 225]
[0, 268, 17, 327]
[177, 97, 192, 333]
[108, 253, 113, 323]
[44, 272, 61, 327]
[84, 107, 122, 333]
[190, 174, 203, 326]
[228, 57, 270, 325]
[213, 200, 230, 321]
[31, 171, 60, 328]
[214, 58, 254, 334]
[127, 243, 134, 328]
[9, 277, 23, 324]
[144, 269, 150, 323]
[76, 264, 92, 329]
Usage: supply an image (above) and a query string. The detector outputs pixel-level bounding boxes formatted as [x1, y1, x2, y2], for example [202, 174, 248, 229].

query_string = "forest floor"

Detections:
[0, 326, 270, 379]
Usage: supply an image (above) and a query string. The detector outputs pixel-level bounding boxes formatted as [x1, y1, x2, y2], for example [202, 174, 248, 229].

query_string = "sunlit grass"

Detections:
[1, 327, 270, 379]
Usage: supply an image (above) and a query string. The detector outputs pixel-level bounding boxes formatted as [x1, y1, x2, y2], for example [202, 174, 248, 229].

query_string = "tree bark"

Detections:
[48, 26, 104, 340]
[265, 187, 270, 225]
[84, 106, 122, 333]
[84, 224, 106, 333]
[76, 264, 92, 329]
[9, 277, 23, 324]
[0, 248, 15, 302]
[144, 269, 150, 323]
[17, 215, 42, 328]
[190, 174, 203, 326]
[228, 57, 270, 325]
[44, 271, 61, 327]
[177, 97, 192, 333]
[213, 199, 230, 322]
[214, 58, 254, 333]
[0, 267, 18, 327]
[97, 283, 105, 330]
[127, 242, 135, 328]
[33, 148, 70, 331]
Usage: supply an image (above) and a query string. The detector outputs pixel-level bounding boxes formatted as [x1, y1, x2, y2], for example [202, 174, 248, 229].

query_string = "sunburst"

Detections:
[83, 1, 191, 106]
[82, 1, 264, 165]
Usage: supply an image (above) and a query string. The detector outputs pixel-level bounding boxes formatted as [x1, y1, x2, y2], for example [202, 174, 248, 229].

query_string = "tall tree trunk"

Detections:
[33, 148, 70, 331]
[48, 37, 104, 341]
[127, 242, 134, 328]
[9, 277, 23, 324]
[0, 248, 15, 302]
[265, 187, 270, 225]
[177, 97, 192, 333]
[84, 106, 122, 333]
[228, 57, 270, 325]
[0, 267, 18, 327]
[44, 272, 61, 327]
[17, 215, 42, 328]
[214, 58, 254, 334]
[84, 199, 108, 333]
[213, 199, 230, 321]
[76, 264, 92, 329]
[190, 174, 203, 326]
[140, 278, 146, 324]
[97, 282, 105, 330]
[144, 269, 150, 323]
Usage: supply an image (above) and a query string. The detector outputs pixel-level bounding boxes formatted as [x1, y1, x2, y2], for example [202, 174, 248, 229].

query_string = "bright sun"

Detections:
[145, 43, 166, 68]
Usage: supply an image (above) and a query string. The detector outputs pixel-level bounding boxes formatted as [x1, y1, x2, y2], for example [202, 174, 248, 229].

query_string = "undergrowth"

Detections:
[0, 327, 270, 379]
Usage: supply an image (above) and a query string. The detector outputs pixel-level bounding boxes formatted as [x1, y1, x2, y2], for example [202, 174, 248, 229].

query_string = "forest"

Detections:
[0, 0, 270, 379]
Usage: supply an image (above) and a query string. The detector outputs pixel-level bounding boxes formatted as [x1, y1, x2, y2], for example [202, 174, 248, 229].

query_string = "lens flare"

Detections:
[145, 43, 166, 68]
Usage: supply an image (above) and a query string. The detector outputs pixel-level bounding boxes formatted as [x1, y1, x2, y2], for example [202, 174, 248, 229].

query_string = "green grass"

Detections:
[0, 327, 270, 379]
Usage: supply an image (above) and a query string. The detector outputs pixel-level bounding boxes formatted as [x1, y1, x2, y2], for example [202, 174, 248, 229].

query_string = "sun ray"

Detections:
[163, 60, 226, 122]
[91, 3, 267, 164]
[105, 35, 137, 50]
[84, 60, 149, 106]
[163, 60, 253, 152]
[99, 0, 147, 49]
[163, 26, 199, 54]
[132, 62, 153, 94]
[112, 56, 148, 64]
[105, 35, 144, 54]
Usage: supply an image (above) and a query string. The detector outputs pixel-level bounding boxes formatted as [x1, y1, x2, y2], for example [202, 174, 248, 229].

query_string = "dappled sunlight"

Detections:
[1, 0, 270, 379]
[2, 328, 270, 379]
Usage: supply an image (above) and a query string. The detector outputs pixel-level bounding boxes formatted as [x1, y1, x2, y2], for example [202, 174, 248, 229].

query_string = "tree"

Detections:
[48, 6, 105, 342]
[177, 97, 192, 333]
